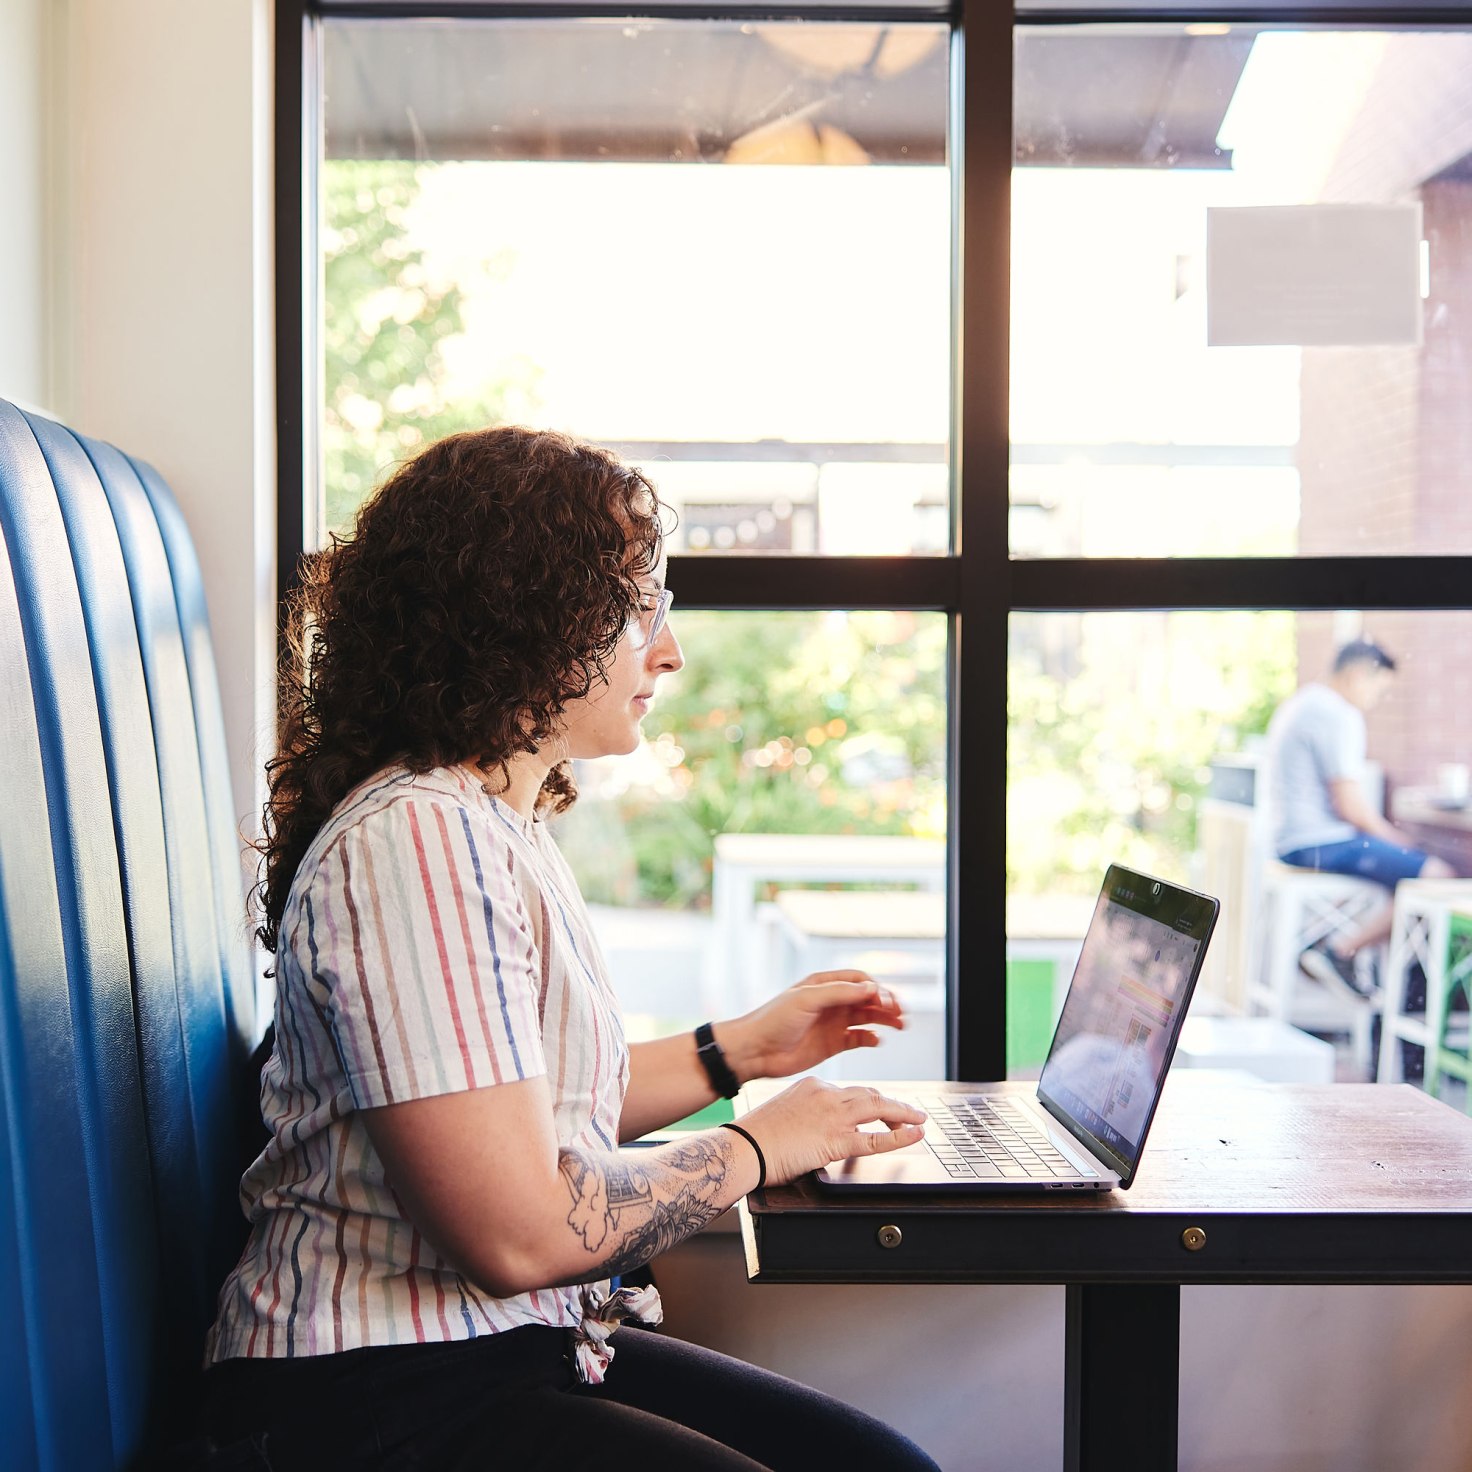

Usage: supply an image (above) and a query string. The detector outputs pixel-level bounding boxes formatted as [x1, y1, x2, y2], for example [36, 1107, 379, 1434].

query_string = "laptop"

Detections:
[816, 864, 1219, 1193]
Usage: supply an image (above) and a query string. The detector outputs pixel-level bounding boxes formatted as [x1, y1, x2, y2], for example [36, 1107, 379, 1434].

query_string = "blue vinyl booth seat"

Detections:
[0, 397, 257, 1469]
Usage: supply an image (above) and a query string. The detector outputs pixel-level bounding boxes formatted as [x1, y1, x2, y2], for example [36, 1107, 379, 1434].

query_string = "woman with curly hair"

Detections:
[196, 426, 939, 1470]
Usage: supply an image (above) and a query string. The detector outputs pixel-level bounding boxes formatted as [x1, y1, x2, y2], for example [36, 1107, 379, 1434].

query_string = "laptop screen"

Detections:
[1036, 865, 1217, 1184]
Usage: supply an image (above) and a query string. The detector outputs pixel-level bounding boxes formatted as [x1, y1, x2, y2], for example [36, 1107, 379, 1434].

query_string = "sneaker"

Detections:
[1299, 941, 1379, 1003]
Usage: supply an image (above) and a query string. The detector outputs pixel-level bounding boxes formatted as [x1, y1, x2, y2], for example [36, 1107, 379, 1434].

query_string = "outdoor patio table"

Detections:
[710, 832, 946, 1011]
[735, 1073, 1472, 1472]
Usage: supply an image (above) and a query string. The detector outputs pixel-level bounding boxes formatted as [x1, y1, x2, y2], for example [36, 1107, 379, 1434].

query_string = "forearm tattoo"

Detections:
[558, 1135, 733, 1279]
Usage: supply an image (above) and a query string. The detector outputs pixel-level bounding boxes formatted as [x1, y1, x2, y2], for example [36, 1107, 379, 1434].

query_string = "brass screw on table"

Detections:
[877, 1224, 903, 1249]
[1181, 1226, 1207, 1252]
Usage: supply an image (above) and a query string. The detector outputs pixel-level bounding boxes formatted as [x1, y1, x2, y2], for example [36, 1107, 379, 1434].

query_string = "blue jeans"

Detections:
[1279, 834, 1430, 890]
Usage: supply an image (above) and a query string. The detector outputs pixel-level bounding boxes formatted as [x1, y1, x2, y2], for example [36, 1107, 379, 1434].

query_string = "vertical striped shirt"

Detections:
[206, 764, 630, 1365]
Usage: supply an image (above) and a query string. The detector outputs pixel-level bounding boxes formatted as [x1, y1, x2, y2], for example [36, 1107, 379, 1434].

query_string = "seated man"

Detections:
[1266, 638, 1455, 1000]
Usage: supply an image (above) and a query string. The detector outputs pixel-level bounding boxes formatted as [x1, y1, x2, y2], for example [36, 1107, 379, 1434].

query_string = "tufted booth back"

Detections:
[0, 399, 257, 1469]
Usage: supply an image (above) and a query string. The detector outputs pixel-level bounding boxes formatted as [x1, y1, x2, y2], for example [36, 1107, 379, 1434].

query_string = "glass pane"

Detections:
[1008, 608, 1472, 1097]
[551, 610, 949, 1081]
[1012, 25, 1472, 557]
[320, 19, 950, 545]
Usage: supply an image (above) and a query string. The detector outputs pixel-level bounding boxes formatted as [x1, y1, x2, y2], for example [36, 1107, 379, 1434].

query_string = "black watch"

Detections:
[694, 1022, 741, 1099]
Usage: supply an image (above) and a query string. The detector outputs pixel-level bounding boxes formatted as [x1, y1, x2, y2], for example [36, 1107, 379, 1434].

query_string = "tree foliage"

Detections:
[1008, 610, 1296, 895]
[322, 159, 525, 535]
[558, 611, 948, 908]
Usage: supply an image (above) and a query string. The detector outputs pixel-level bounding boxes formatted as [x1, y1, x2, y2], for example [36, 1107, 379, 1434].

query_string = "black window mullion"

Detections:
[1020, 5, 1472, 22]
[666, 555, 960, 610]
[1013, 556, 1472, 612]
[276, 0, 312, 615]
[951, 0, 1012, 1081]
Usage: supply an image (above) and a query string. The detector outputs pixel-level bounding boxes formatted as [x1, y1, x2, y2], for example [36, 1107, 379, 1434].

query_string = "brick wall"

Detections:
[1295, 35, 1472, 798]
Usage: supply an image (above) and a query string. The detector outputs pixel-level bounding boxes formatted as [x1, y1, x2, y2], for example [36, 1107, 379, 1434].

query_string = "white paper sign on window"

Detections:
[1206, 203, 1423, 348]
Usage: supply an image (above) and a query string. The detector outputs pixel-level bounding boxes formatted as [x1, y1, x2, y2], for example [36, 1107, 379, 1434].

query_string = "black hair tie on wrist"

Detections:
[719, 1122, 767, 1191]
[694, 1021, 741, 1099]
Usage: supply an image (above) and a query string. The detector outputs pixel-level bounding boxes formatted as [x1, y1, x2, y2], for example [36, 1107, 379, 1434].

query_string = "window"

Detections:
[318, 17, 949, 552]
[1009, 19, 1472, 1090]
[1009, 609, 1472, 1079]
[1013, 25, 1472, 561]
[291, 3, 967, 1079]
[559, 609, 946, 1078]
[281, 3, 1472, 1089]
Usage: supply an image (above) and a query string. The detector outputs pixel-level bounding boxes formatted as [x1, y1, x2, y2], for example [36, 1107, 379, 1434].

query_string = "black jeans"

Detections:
[179, 1326, 942, 1471]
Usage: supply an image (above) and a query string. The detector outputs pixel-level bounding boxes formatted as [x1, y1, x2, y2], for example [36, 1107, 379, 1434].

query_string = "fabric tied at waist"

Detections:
[571, 1282, 664, 1384]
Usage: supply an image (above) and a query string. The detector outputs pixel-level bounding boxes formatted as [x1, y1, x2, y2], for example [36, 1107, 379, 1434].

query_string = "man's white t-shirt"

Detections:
[1265, 683, 1366, 856]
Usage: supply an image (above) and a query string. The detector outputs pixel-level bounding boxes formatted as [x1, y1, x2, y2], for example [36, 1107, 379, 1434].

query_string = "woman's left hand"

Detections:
[725, 971, 907, 1083]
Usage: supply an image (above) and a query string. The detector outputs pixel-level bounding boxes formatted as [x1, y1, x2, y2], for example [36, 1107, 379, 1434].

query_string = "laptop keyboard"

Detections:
[913, 1094, 1085, 1180]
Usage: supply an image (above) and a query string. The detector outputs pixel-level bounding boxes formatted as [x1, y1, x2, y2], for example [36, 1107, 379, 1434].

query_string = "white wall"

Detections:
[0, 0, 48, 407]
[46, 0, 276, 912]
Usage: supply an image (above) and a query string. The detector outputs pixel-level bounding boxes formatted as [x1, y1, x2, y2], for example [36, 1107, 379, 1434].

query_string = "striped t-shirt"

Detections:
[206, 764, 631, 1368]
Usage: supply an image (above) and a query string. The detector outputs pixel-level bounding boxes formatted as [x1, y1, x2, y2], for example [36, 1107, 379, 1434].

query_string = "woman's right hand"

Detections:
[735, 1077, 928, 1186]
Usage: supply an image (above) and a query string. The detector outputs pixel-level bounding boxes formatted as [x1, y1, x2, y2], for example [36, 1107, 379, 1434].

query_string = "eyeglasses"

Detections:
[631, 588, 673, 648]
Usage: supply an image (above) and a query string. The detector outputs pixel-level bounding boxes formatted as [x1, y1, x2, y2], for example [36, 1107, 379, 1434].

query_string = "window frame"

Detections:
[276, 0, 1472, 1083]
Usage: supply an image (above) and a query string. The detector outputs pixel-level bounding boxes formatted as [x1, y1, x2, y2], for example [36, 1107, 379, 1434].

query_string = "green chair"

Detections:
[1426, 910, 1472, 1111]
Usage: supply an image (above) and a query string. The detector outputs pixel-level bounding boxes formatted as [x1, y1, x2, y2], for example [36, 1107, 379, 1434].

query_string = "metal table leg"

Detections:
[1064, 1282, 1180, 1472]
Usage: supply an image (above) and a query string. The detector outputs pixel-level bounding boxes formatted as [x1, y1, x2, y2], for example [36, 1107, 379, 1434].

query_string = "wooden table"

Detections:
[1391, 788, 1472, 873]
[736, 1075, 1472, 1472]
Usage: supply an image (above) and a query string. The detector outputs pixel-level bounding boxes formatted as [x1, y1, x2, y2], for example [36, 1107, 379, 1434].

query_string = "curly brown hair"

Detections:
[254, 425, 665, 953]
